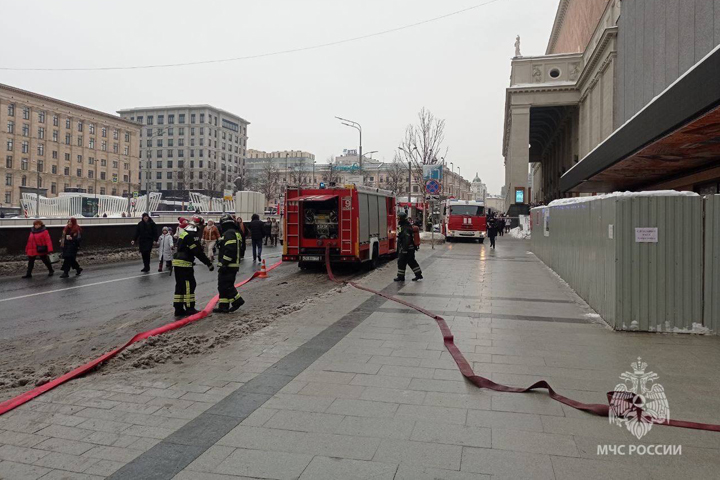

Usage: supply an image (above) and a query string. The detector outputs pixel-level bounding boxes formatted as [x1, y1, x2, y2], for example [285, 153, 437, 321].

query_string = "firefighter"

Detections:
[394, 211, 423, 282]
[213, 214, 245, 314]
[172, 220, 214, 316]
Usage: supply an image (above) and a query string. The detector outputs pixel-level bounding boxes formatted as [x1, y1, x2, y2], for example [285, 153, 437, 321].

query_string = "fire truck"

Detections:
[282, 185, 397, 269]
[443, 199, 488, 243]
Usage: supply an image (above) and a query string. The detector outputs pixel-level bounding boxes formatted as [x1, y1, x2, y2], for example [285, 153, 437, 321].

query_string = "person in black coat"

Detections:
[249, 213, 265, 262]
[60, 217, 83, 278]
[488, 218, 498, 249]
[132, 213, 158, 273]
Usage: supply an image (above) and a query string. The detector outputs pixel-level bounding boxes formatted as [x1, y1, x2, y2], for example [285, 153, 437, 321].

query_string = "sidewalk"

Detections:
[2, 238, 720, 479]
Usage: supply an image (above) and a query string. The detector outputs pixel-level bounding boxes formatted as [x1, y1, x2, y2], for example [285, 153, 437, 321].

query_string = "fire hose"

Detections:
[323, 248, 720, 433]
[0, 260, 283, 416]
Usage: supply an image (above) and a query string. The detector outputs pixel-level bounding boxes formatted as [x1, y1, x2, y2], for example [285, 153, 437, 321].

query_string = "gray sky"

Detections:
[0, 0, 557, 194]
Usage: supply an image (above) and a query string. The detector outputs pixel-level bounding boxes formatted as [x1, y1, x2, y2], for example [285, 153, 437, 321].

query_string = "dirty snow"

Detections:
[546, 190, 699, 207]
[508, 227, 530, 239]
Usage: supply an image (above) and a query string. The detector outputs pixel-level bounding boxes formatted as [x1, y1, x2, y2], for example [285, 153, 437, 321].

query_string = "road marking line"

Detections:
[0, 272, 165, 303]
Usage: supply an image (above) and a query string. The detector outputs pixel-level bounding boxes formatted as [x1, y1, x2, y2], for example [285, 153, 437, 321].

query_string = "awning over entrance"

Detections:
[561, 44, 720, 193]
[290, 194, 337, 202]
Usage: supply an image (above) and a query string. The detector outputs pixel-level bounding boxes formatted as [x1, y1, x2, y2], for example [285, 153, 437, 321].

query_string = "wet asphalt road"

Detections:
[0, 246, 284, 342]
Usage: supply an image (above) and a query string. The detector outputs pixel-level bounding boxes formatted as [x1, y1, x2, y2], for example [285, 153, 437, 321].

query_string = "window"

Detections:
[158, 115, 164, 125]
[199, 150, 204, 158]
[52, 151, 58, 159]
[21, 175, 27, 186]
[8, 104, 15, 116]
[38, 127, 45, 139]
[178, 160, 184, 168]
[6, 139, 12, 151]
[101, 127, 107, 138]
[65, 134, 71, 145]
[157, 150, 163, 158]
[77, 136, 83, 147]
[199, 127, 204, 135]
[5, 156, 11, 168]
[100, 187, 106, 195]
[89, 124, 95, 134]
[88, 170, 94, 179]
[22, 124, 29, 136]
[199, 160, 204, 168]
[38, 144, 44, 156]
[38, 160, 44, 172]
[7, 121, 13, 133]
[23, 107, 30, 120]
[166, 160, 173, 168]
[124, 146, 129, 155]
[190, 149, 195, 156]
[157, 139, 163, 147]
[21, 141, 28, 153]
[168, 114, 174, 124]
[190, 138, 195, 147]
[113, 143, 118, 153]
[124, 162, 129, 170]
[178, 150, 184, 158]
[179, 114, 185, 124]
[77, 122, 83, 132]
[168, 127, 173, 136]
[51, 183, 57, 194]
[146, 140, 152, 148]
[101, 159, 107, 166]
[88, 157, 94, 164]
[191, 127, 195, 136]
[77, 155, 83, 163]
[51, 165, 57, 174]
[113, 130, 118, 140]
[64, 153, 70, 161]
[179, 127, 184, 136]
[5, 192, 11, 204]
[52, 130, 58, 142]
[136, 116, 143, 124]
[101, 141, 107, 151]
[413, 185, 419, 193]
[200, 138, 204, 146]
[191, 113, 196, 123]
[147, 116, 154, 125]
[77, 168, 82, 177]
[168, 139, 174, 147]
[123, 175, 129, 182]
[156, 161, 162, 168]
[53, 115, 58, 127]
[167, 149, 173, 158]
[124, 132, 130, 142]
[5, 174, 12, 186]
[89, 138, 95, 149]
[111, 187, 117, 196]
[200, 114, 205, 123]
[38, 111, 45, 123]
[112, 160, 118, 168]
[100, 172, 106, 180]
[156, 172, 162, 179]
[167, 172, 172, 179]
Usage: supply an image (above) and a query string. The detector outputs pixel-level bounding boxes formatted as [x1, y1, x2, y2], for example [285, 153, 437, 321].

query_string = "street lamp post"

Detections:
[336, 117, 362, 183]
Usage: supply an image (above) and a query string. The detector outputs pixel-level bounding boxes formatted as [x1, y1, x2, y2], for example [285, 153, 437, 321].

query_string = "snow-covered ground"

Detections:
[509, 227, 531, 239]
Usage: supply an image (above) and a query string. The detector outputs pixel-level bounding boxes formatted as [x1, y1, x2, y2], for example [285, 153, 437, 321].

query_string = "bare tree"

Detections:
[257, 162, 280, 204]
[397, 107, 448, 229]
[323, 155, 343, 185]
[384, 153, 407, 194]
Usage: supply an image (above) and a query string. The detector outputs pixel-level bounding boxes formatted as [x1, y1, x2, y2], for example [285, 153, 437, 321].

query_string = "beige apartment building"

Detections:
[0, 83, 140, 210]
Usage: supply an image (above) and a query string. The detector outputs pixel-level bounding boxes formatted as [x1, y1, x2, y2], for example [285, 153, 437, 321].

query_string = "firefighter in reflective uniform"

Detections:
[172, 221, 214, 316]
[394, 211, 423, 282]
[213, 215, 245, 314]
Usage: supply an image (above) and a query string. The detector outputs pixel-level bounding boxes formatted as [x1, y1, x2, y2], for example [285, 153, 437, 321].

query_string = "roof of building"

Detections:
[0, 82, 139, 127]
[116, 104, 250, 124]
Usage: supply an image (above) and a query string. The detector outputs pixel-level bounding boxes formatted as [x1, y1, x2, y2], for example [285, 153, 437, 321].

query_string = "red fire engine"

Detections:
[282, 185, 397, 268]
[443, 199, 488, 243]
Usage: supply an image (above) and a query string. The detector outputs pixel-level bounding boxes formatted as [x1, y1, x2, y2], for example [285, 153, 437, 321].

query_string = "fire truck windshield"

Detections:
[449, 205, 484, 216]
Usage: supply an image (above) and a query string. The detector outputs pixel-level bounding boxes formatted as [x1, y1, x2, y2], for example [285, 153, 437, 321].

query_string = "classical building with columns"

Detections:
[503, 0, 720, 209]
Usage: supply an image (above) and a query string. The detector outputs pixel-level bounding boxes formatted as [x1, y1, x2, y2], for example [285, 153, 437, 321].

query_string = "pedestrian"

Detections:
[270, 218, 279, 247]
[1, 211, 6, 218]
[59, 217, 83, 278]
[394, 211, 423, 282]
[497, 215, 504, 236]
[171, 220, 214, 316]
[121, 212, 126, 218]
[202, 219, 220, 262]
[488, 218, 497, 249]
[263, 218, 272, 246]
[505, 215, 512, 234]
[249, 213, 265, 262]
[213, 214, 245, 314]
[236, 216, 247, 260]
[157, 226, 174, 273]
[22, 220, 54, 278]
[132, 213, 158, 273]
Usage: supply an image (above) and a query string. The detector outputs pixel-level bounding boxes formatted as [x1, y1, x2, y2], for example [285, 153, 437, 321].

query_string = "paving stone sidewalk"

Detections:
[2, 238, 720, 480]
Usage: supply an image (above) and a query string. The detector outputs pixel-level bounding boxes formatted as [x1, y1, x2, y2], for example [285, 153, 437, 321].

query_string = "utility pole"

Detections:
[127, 169, 132, 216]
[35, 168, 40, 219]
[336, 117, 362, 184]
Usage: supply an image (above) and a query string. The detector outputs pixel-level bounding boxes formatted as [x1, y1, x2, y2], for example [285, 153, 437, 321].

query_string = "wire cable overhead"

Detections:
[0, 0, 505, 72]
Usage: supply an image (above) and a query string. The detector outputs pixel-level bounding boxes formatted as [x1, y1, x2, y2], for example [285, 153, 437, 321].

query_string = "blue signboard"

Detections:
[515, 189, 525, 203]
[423, 164, 443, 181]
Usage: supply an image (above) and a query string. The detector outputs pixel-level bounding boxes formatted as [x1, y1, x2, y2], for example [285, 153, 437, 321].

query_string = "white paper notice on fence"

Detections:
[608, 224, 614, 239]
[635, 227, 658, 243]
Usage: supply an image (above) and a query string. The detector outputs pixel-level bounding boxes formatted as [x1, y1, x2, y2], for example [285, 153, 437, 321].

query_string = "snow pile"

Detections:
[547, 190, 699, 207]
[508, 227, 531, 239]
[420, 232, 445, 244]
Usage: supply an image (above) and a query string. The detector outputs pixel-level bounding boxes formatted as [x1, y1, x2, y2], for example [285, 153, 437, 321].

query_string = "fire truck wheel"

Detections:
[298, 261, 309, 270]
[368, 245, 379, 270]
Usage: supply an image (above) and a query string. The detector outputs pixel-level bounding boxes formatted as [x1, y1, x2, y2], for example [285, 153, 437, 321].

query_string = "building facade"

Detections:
[246, 150, 315, 175]
[0, 83, 140, 209]
[470, 173, 488, 202]
[117, 105, 249, 196]
[504, 0, 720, 208]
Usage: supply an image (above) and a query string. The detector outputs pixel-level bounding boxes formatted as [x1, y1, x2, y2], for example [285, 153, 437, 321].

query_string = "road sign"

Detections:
[223, 189, 233, 201]
[133, 191, 139, 198]
[426, 179, 441, 195]
[423, 164, 443, 182]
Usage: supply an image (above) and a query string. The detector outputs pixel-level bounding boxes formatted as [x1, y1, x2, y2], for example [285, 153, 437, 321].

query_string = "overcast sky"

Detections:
[0, 0, 557, 194]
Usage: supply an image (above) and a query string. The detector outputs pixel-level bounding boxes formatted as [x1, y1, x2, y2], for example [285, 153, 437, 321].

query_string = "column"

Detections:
[505, 105, 530, 210]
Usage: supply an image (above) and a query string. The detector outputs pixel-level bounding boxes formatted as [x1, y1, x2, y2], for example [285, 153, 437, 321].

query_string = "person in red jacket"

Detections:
[23, 220, 54, 278]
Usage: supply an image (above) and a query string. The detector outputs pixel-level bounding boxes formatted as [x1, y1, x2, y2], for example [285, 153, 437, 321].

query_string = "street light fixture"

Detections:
[336, 117, 362, 181]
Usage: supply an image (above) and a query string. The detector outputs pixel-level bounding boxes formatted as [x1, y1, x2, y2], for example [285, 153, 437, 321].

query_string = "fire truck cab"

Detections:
[443, 199, 487, 243]
[283, 185, 397, 268]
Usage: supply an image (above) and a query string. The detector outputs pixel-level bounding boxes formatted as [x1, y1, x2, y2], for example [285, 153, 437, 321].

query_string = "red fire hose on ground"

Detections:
[0, 261, 283, 416]
[323, 248, 720, 433]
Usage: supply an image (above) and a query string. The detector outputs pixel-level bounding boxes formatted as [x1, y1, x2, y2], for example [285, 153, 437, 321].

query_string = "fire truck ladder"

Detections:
[286, 200, 300, 256]
[340, 209, 352, 254]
